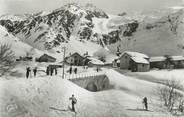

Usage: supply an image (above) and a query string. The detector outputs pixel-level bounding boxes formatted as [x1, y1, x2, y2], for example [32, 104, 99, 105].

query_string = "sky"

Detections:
[0, 0, 183, 16]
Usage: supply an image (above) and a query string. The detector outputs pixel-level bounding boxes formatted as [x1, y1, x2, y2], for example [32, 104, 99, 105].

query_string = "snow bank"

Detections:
[0, 69, 173, 117]
[135, 69, 184, 85]
[0, 77, 94, 117]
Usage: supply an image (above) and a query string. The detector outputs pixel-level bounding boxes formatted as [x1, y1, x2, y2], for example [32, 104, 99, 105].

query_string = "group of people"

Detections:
[83, 66, 88, 69]
[69, 66, 78, 74]
[46, 66, 57, 76]
[26, 67, 37, 79]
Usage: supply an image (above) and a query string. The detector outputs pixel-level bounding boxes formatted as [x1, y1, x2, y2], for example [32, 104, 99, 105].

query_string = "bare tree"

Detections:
[0, 44, 15, 76]
[157, 79, 184, 112]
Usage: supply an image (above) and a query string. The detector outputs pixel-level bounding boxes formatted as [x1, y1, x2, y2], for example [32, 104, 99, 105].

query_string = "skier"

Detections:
[33, 67, 37, 77]
[26, 67, 31, 79]
[96, 67, 99, 72]
[50, 67, 53, 76]
[69, 66, 72, 74]
[69, 94, 77, 112]
[74, 68, 77, 74]
[46, 66, 49, 75]
[55, 68, 57, 75]
[142, 97, 148, 111]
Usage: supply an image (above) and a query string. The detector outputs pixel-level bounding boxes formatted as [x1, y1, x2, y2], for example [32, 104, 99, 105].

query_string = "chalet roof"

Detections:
[150, 56, 166, 62]
[121, 51, 149, 59]
[170, 56, 184, 61]
[131, 57, 149, 64]
[67, 52, 85, 59]
[40, 54, 56, 59]
[88, 57, 104, 65]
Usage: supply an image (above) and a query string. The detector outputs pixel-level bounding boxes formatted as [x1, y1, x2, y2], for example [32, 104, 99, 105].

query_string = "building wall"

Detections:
[120, 53, 131, 69]
[130, 60, 149, 72]
[172, 60, 184, 68]
[150, 61, 166, 69]
[66, 54, 84, 66]
[66, 57, 75, 65]
[137, 64, 150, 72]
[39, 56, 56, 62]
[150, 60, 184, 69]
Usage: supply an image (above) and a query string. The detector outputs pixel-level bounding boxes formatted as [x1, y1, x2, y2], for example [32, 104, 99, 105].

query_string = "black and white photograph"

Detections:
[0, 0, 184, 117]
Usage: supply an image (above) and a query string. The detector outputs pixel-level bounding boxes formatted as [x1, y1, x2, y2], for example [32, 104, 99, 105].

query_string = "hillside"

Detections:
[109, 9, 184, 56]
[0, 4, 109, 51]
[0, 25, 42, 58]
[0, 69, 174, 117]
[0, 4, 184, 59]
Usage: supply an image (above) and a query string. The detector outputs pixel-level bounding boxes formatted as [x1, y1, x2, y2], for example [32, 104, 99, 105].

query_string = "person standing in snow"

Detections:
[26, 67, 31, 79]
[55, 68, 57, 75]
[96, 67, 99, 72]
[74, 68, 77, 74]
[33, 67, 37, 77]
[51, 68, 53, 76]
[142, 97, 148, 111]
[46, 66, 49, 75]
[69, 94, 77, 112]
[69, 66, 72, 74]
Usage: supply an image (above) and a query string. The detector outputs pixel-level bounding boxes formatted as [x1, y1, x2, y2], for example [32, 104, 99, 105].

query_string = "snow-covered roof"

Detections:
[150, 56, 166, 62]
[131, 57, 149, 64]
[121, 51, 149, 59]
[170, 56, 184, 61]
[88, 57, 104, 65]
[150, 56, 184, 62]
[117, 60, 120, 63]
[70, 52, 84, 58]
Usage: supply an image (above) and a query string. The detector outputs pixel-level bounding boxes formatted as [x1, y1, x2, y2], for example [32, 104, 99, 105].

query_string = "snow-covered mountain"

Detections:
[0, 14, 29, 22]
[0, 3, 109, 51]
[1, 3, 184, 57]
[0, 25, 42, 58]
[108, 9, 184, 56]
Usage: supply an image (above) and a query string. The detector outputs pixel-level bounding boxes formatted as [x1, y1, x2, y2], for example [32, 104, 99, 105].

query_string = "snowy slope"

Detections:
[0, 69, 174, 117]
[131, 69, 184, 86]
[0, 25, 42, 58]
